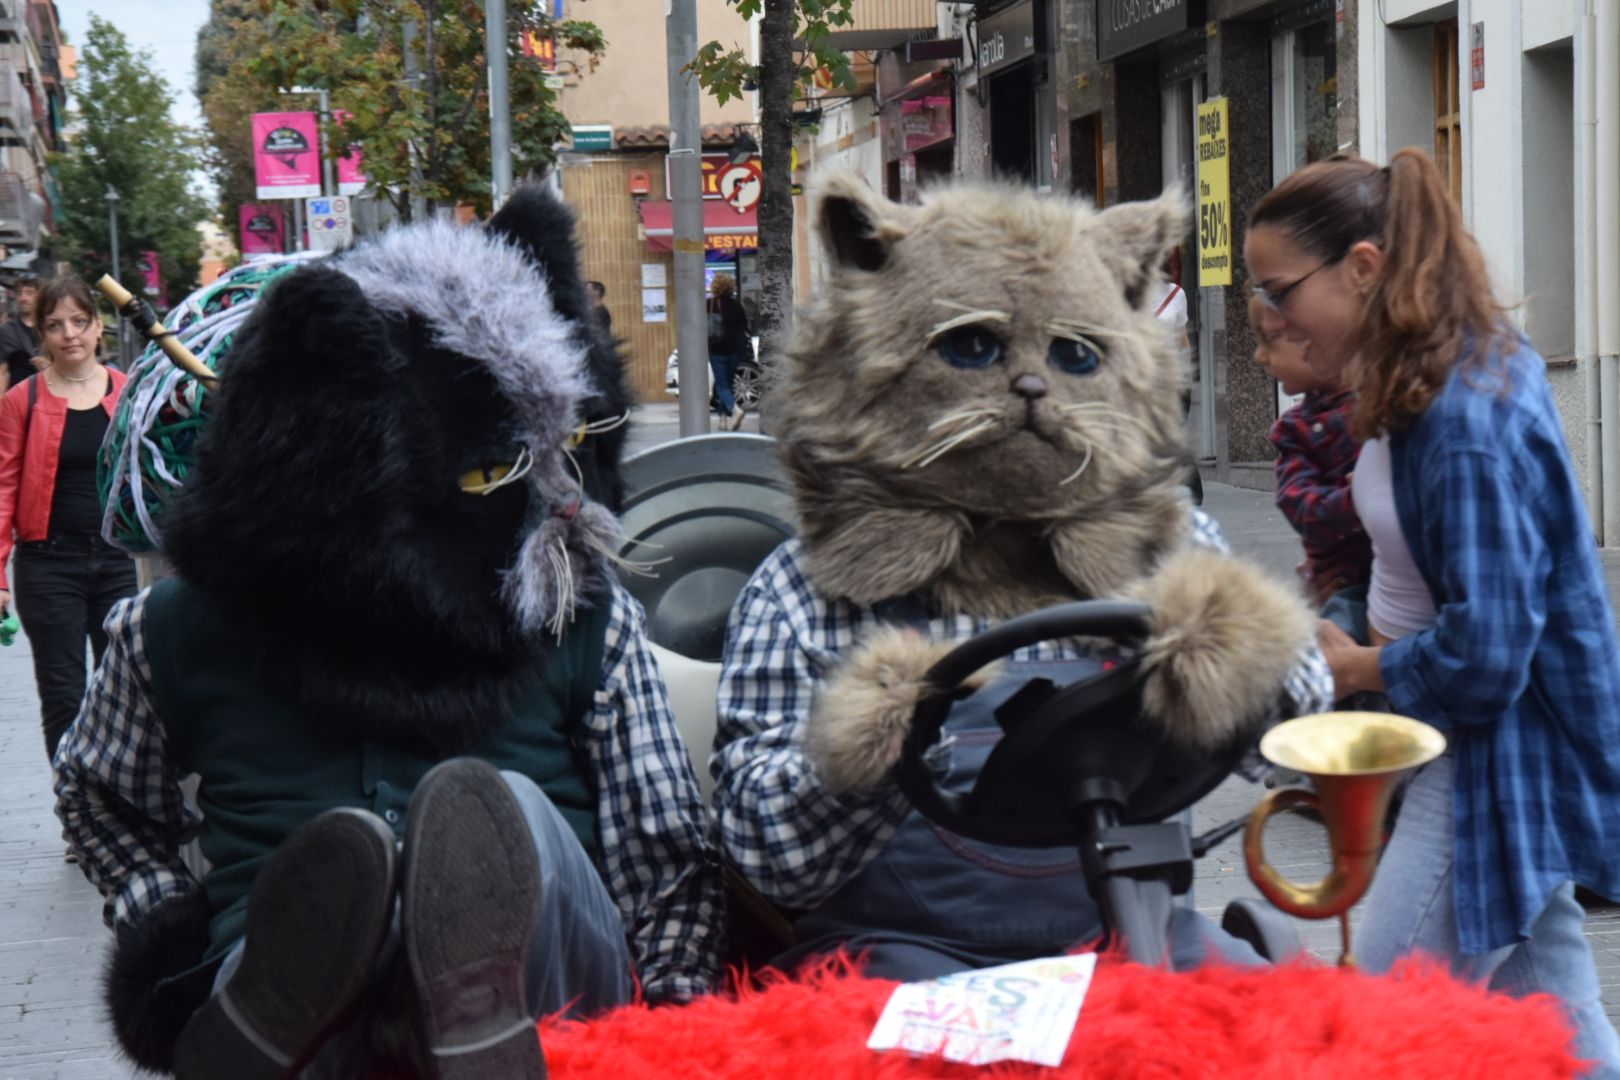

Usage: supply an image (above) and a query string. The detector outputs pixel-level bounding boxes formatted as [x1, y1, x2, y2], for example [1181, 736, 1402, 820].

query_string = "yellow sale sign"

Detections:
[1196, 98, 1233, 288]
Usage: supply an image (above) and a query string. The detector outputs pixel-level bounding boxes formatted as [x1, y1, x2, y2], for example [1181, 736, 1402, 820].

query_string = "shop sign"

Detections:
[978, 0, 1036, 78]
[570, 125, 615, 151]
[706, 232, 758, 252]
[901, 96, 953, 154]
[1195, 97, 1232, 288]
[1470, 22, 1484, 90]
[665, 152, 766, 202]
[1097, 0, 1191, 63]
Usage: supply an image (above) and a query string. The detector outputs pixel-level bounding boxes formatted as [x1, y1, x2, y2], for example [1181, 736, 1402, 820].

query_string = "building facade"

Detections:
[553, 0, 758, 400]
[0, 0, 71, 278]
[1357, 0, 1620, 542]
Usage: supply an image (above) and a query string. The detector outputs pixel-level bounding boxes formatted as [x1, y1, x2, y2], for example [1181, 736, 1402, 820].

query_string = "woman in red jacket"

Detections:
[0, 276, 136, 776]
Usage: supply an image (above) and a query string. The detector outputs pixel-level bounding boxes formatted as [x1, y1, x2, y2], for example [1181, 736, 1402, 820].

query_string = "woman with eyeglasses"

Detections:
[1245, 148, 1620, 1073]
[0, 276, 137, 798]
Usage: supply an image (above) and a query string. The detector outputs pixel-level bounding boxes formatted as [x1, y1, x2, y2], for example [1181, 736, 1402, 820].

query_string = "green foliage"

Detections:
[197, 0, 606, 221]
[53, 16, 211, 302]
[687, 0, 856, 106]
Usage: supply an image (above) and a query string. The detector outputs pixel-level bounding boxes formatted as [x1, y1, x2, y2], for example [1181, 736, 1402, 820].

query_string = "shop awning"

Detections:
[638, 199, 759, 252]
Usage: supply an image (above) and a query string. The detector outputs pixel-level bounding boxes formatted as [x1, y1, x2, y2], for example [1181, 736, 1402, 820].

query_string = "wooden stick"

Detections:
[95, 275, 217, 387]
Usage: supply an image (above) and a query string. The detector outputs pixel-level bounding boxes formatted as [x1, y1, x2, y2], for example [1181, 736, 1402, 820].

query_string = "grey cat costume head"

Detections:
[780, 175, 1317, 791]
[159, 185, 632, 753]
[777, 174, 1197, 621]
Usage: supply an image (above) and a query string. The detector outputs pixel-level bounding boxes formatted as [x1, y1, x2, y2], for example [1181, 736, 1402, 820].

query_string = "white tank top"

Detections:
[1355, 436, 1438, 640]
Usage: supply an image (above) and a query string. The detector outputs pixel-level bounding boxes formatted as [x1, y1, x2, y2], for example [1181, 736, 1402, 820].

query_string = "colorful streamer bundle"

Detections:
[98, 252, 325, 552]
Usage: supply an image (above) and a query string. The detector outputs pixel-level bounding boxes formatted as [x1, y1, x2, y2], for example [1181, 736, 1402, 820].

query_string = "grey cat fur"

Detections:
[783, 174, 1317, 791]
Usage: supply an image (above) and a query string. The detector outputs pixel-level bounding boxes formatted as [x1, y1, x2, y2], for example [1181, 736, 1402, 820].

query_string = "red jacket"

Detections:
[0, 368, 127, 590]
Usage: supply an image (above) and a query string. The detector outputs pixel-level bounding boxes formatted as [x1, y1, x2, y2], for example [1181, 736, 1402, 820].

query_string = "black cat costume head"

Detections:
[159, 185, 633, 750]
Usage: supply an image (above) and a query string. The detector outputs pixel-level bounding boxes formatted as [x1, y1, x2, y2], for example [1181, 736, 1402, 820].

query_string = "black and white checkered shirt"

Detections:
[712, 509, 1333, 908]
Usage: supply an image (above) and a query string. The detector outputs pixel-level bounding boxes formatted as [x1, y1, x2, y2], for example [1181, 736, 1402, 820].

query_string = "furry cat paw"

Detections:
[806, 626, 1000, 793]
[1125, 548, 1315, 749]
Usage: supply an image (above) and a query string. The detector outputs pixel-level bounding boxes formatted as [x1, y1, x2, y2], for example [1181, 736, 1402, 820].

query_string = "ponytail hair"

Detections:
[1250, 148, 1509, 438]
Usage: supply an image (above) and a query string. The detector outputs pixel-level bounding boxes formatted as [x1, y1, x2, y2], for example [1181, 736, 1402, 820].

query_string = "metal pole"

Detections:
[105, 186, 124, 365]
[318, 88, 337, 199]
[486, 0, 513, 208]
[667, 0, 709, 436]
[403, 20, 428, 222]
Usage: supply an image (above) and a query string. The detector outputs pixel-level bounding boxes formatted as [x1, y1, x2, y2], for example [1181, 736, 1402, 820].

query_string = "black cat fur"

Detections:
[105, 189, 628, 1072]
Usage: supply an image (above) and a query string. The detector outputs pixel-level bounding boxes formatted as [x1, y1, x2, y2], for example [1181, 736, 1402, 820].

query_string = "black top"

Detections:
[48, 405, 108, 538]
[708, 295, 751, 357]
[0, 320, 39, 388]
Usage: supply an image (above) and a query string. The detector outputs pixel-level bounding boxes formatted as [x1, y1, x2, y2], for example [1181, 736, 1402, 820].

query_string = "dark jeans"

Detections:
[709, 351, 739, 415]
[12, 534, 138, 762]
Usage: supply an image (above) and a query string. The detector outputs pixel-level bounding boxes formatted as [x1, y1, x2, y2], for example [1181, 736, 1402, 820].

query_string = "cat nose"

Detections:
[1011, 373, 1048, 400]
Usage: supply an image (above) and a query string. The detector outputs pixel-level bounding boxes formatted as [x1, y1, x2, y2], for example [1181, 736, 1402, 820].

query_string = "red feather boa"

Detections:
[537, 956, 1585, 1078]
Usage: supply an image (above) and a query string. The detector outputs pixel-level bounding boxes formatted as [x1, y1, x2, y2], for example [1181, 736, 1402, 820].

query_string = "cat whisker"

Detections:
[903, 419, 999, 469]
[1060, 441, 1096, 486]
[927, 407, 1001, 432]
[1057, 403, 1161, 438]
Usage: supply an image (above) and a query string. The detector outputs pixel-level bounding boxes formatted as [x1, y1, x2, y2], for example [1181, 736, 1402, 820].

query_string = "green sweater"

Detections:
[143, 576, 609, 967]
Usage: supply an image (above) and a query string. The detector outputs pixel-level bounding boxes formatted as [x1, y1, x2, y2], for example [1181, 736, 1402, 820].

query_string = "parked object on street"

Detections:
[665, 335, 764, 411]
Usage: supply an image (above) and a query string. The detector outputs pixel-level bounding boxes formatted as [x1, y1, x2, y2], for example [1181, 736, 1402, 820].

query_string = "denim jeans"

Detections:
[1358, 753, 1620, 1077]
[12, 534, 138, 762]
[213, 772, 633, 1078]
[708, 351, 739, 416]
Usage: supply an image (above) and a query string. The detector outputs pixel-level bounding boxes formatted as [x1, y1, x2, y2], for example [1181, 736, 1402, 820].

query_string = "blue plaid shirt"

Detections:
[712, 510, 1333, 907]
[1381, 341, 1620, 955]
[53, 583, 724, 1003]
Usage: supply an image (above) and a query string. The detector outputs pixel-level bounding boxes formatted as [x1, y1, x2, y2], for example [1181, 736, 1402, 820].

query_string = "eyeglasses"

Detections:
[1250, 258, 1338, 313]
[43, 315, 95, 338]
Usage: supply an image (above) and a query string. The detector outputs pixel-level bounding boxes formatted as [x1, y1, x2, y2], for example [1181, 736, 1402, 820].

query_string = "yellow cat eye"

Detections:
[458, 463, 515, 494]
[568, 424, 589, 449]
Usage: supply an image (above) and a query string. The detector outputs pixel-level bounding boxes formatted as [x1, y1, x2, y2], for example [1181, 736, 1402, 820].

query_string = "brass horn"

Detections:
[1244, 712, 1445, 966]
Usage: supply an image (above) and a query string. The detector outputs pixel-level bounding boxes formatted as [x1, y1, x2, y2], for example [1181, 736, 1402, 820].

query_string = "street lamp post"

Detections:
[105, 185, 125, 366]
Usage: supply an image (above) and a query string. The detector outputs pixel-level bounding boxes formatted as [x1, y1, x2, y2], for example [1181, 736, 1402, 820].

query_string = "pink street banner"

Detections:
[136, 251, 166, 307]
[239, 203, 285, 258]
[333, 109, 367, 197]
[253, 111, 321, 199]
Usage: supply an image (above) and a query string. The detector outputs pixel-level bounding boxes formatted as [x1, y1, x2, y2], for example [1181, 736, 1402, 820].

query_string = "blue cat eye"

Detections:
[1049, 337, 1102, 375]
[936, 326, 1004, 369]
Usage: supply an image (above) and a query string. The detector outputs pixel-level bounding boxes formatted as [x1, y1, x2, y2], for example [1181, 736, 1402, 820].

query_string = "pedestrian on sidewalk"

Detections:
[0, 276, 42, 393]
[707, 273, 749, 431]
[0, 275, 136, 772]
[1248, 294, 1371, 611]
[1245, 147, 1620, 1075]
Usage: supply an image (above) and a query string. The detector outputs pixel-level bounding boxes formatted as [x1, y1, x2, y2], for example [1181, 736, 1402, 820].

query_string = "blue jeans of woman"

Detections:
[12, 534, 138, 763]
[709, 351, 738, 416]
[1358, 753, 1620, 1077]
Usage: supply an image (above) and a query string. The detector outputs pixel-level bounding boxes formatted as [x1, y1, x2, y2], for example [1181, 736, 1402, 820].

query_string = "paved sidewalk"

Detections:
[0, 406, 1614, 1078]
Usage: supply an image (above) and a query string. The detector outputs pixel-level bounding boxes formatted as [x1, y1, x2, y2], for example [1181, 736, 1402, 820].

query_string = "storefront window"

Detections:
[1289, 21, 1337, 171]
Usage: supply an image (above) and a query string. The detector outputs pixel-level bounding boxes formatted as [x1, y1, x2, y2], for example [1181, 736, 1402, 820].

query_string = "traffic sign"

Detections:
[306, 196, 353, 251]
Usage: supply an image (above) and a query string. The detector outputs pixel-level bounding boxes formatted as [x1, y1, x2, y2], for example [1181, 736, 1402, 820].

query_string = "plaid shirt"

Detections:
[1269, 388, 1372, 597]
[712, 510, 1334, 908]
[1380, 341, 1620, 955]
[52, 583, 724, 1003]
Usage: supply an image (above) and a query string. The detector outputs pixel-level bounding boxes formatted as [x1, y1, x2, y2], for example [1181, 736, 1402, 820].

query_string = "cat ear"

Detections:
[1096, 186, 1189, 308]
[814, 172, 909, 273]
